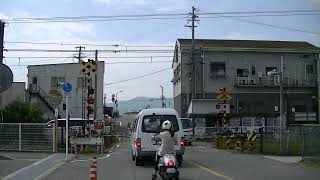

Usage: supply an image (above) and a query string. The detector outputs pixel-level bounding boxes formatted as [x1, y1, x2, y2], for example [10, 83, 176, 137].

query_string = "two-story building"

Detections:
[172, 39, 320, 128]
[27, 61, 105, 121]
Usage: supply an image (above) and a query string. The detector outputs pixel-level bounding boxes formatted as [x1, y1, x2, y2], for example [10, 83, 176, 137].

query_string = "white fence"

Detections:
[0, 123, 54, 152]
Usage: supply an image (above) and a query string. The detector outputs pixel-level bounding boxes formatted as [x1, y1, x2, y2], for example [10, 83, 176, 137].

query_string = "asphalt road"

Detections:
[0, 152, 51, 178]
[45, 142, 320, 180]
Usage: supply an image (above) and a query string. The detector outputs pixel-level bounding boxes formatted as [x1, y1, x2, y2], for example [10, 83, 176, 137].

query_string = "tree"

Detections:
[2, 100, 44, 123]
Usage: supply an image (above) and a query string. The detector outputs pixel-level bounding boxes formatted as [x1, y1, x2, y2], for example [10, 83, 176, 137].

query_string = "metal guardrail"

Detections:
[234, 75, 317, 87]
[0, 123, 54, 152]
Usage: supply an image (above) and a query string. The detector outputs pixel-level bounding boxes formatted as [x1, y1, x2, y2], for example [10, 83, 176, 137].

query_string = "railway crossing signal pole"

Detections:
[0, 20, 4, 64]
[94, 50, 98, 120]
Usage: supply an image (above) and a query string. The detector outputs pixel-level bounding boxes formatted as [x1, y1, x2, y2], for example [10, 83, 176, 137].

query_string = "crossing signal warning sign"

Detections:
[216, 87, 232, 100]
[80, 59, 97, 75]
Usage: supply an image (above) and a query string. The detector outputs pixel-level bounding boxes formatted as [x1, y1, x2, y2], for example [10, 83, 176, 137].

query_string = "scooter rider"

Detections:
[152, 120, 178, 174]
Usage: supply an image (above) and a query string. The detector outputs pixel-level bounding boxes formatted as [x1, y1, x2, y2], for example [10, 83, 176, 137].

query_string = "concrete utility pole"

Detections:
[160, 85, 165, 108]
[75, 46, 85, 63]
[185, 6, 199, 100]
[94, 50, 98, 120]
[0, 20, 5, 64]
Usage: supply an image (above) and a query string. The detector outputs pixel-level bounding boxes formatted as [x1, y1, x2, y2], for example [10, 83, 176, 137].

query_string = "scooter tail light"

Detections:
[135, 138, 141, 148]
[180, 137, 185, 146]
[167, 160, 175, 167]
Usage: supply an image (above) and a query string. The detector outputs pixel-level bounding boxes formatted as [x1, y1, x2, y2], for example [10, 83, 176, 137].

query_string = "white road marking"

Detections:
[71, 154, 111, 163]
[189, 161, 234, 180]
[34, 161, 65, 180]
[0, 153, 14, 160]
[2, 154, 57, 180]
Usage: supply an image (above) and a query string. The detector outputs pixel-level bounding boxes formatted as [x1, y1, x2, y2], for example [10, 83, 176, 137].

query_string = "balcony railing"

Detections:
[234, 75, 317, 87]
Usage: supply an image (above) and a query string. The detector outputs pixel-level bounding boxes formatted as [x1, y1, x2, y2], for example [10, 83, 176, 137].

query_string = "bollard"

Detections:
[90, 164, 97, 180]
[74, 144, 79, 159]
[90, 157, 97, 180]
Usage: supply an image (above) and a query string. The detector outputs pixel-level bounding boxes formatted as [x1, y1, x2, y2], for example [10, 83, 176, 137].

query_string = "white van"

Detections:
[180, 118, 193, 146]
[130, 108, 185, 166]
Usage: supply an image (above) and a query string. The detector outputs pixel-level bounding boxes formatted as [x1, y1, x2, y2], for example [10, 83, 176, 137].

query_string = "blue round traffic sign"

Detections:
[63, 83, 72, 93]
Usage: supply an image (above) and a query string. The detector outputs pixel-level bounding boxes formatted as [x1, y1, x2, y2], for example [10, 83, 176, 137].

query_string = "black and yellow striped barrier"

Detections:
[247, 131, 256, 152]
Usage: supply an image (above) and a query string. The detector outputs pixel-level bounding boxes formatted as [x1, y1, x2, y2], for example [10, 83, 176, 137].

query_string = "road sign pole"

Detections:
[65, 94, 69, 161]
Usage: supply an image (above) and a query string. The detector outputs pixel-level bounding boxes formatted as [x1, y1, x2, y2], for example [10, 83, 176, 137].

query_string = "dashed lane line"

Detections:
[189, 161, 234, 180]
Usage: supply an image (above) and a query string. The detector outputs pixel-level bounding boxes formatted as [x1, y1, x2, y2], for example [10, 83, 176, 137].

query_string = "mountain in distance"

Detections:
[106, 96, 174, 113]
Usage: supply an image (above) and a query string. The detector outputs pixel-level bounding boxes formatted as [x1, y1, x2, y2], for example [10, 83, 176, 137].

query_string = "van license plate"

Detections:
[167, 168, 176, 173]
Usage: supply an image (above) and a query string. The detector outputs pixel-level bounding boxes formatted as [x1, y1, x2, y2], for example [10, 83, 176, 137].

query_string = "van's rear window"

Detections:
[142, 115, 179, 133]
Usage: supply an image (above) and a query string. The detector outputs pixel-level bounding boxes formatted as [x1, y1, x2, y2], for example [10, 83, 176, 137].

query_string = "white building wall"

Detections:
[0, 82, 26, 107]
[27, 62, 105, 120]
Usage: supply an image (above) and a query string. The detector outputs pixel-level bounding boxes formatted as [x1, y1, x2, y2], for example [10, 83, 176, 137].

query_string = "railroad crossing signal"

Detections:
[80, 59, 97, 75]
[217, 87, 232, 100]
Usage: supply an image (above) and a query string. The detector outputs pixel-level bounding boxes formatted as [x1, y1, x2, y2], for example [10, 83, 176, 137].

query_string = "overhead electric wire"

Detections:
[3, 9, 320, 23]
[229, 17, 320, 36]
[104, 67, 171, 86]
[7, 60, 172, 67]
[4, 55, 174, 59]
[4, 48, 174, 53]
[4, 41, 174, 47]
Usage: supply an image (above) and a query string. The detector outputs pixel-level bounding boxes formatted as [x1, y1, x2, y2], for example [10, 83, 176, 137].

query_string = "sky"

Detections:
[1, 0, 320, 101]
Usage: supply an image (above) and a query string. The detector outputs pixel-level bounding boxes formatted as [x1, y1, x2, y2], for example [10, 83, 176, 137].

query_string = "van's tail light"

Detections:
[167, 160, 175, 167]
[135, 138, 141, 148]
[180, 137, 185, 146]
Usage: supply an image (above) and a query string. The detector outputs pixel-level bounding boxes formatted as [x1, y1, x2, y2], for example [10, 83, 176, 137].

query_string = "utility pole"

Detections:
[74, 46, 86, 122]
[75, 46, 85, 63]
[160, 85, 165, 108]
[94, 50, 98, 120]
[185, 6, 199, 100]
[0, 20, 5, 64]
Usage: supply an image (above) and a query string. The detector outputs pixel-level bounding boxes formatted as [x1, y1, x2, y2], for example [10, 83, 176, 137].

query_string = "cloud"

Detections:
[93, 0, 194, 12]
[220, 32, 270, 40]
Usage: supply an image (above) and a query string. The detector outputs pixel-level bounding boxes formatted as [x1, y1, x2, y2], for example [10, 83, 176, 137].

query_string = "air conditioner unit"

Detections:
[239, 79, 249, 85]
[273, 76, 280, 85]
[250, 79, 257, 85]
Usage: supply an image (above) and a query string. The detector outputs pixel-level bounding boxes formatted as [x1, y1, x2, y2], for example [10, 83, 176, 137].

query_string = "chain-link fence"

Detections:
[0, 123, 54, 152]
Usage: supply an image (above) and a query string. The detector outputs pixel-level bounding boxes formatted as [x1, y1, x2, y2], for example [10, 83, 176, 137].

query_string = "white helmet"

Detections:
[162, 120, 172, 130]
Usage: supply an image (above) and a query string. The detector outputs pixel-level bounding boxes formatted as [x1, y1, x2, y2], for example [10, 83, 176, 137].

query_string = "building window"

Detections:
[51, 77, 65, 88]
[32, 77, 38, 84]
[294, 105, 306, 112]
[265, 67, 277, 75]
[237, 69, 249, 77]
[210, 62, 226, 78]
[306, 64, 313, 74]
[251, 67, 256, 75]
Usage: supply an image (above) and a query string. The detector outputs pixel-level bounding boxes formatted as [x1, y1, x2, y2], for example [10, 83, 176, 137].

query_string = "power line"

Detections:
[199, 13, 320, 18]
[4, 55, 174, 59]
[4, 48, 174, 53]
[229, 17, 320, 36]
[104, 67, 171, 86]
[7, 60, 172, 66]
[2, 10, 320, 23]
[4, 41, 174, 48]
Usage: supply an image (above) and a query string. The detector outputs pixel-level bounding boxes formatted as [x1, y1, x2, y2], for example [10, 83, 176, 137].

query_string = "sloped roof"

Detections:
[177, 39, 319, 51]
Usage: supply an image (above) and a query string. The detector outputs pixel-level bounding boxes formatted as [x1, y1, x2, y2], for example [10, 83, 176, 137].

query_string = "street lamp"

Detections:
[267, 68, 283, 152]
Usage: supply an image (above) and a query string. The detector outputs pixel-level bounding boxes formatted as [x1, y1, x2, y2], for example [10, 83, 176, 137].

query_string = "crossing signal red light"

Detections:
[87, 106, 94, 114]
[88, 98, 94, 104]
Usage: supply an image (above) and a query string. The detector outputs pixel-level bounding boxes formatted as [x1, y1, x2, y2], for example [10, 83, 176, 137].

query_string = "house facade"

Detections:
[27, 62, 105, 121]
[172, 39, 320, 127]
